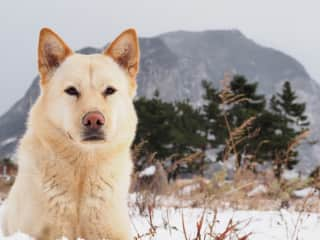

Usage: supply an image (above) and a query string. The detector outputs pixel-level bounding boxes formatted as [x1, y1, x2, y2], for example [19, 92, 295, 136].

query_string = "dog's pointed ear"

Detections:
[103, 29, 140, 79]
[38, 28, 72, 82]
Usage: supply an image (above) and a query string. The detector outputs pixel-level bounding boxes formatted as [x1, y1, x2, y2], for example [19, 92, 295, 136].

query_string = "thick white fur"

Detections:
[2, 48, 138, 239]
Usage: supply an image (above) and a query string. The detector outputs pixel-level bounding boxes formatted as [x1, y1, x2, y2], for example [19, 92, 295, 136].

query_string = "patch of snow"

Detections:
[283, 169, 299, 180]
[207, 133, 216, 141]
[178, 183, 200, 196]
[163, 143, 173, 149]
[292, 187, 319, 198]
[196, 130, 206, 137]
[275, 129, 282, 135]
[223, 155, 237, 170]
[138, 165, 156, 178]
[0, 137, 17, 147]
[204, 148, 217, 162]
[247, 184, 268, 197]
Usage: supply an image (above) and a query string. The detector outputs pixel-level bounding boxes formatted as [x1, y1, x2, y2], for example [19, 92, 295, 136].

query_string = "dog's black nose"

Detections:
[82, 111, 105, 130]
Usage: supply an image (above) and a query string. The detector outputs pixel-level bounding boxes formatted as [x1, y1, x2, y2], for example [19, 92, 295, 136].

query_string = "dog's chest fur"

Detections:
[43, 158, 109, 216]
[37, 147, 130, 239]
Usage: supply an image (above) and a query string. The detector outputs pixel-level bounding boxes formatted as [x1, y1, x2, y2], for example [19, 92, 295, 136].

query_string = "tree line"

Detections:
[133, 75, 310, 180]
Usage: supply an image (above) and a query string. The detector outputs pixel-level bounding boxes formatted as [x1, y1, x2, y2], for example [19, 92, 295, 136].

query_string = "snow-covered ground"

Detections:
[130, 208, 320, 240]
[0, 203, 319, 239]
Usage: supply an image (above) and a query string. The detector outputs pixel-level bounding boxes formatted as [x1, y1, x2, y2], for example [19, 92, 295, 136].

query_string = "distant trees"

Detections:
[133, 76, 309, 180]
[134, 93, 206, 178]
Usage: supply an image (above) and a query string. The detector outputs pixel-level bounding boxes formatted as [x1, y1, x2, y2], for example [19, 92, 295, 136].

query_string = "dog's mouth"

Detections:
[81, 131, 106, 142]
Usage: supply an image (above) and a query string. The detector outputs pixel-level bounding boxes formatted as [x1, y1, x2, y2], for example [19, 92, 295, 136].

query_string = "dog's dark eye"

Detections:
[103, 87, 117, 96]
[64, 86, 80, 97]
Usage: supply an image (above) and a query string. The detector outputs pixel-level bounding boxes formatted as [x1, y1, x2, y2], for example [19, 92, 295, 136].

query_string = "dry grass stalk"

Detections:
[180, 209, 251, 240]
[133, 205, 157, 240]
[218, 73, 259, 167]
[207, 217, 252, 240]
[285, 130, 310, 162]
[219, 73, 250, 107]
[229, 116, 256, 145]
[181, 211, 189, 240]
[147, 205, 157, 235]
[195, 209, 206, 240]
[206, 210, 218, 239]
[166, 151, 205, 175]
[132, 140, 148, 162]
[273, 130, 310, 180]
[222, 115, 258, 165]
[220, 92, 251, 106]
[289, 189, 317, 240]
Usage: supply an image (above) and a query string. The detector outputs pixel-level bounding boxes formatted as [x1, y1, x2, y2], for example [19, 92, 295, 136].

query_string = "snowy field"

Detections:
[130, 208, 320, 240]
[0, 204, 319, 240]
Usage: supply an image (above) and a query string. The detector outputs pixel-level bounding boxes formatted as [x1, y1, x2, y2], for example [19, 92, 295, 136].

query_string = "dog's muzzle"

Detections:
[81, 111, 106, 141]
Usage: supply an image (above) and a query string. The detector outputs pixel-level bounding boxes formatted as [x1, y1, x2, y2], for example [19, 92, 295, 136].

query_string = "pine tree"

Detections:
[270, 95, 281, 114]
[171, 100, 206, 154]
[267, 81, 310, 179]
[275, 81, 309, 131]
[134, 96, 177, 158]
[169, 100, 207, 177]
[228, 75, 266, 126]
[253, 110, 297, 178]
[201, 80, 226, 147]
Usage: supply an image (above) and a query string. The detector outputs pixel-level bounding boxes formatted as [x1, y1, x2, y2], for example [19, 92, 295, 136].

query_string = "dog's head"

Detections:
[33, 28, 139, 150]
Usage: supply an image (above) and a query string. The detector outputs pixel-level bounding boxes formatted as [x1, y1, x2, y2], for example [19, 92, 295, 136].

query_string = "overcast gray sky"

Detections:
[0, 0, 319, 115]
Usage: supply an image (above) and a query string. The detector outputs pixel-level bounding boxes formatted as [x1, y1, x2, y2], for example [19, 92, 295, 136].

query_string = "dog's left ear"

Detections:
[104, 29, 140, 80]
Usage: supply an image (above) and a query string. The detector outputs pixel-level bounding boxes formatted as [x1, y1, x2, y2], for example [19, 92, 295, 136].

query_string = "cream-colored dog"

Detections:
[2, 28, 140, 240]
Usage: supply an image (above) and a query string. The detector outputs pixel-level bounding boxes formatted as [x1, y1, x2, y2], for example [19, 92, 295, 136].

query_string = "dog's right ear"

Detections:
[38, 28, 72, 83]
